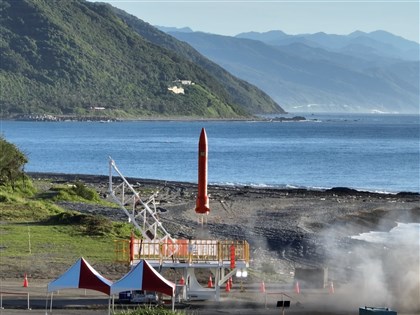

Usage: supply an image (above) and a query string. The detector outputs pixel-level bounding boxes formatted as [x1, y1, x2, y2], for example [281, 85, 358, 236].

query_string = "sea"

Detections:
[1, 113, 419, 194]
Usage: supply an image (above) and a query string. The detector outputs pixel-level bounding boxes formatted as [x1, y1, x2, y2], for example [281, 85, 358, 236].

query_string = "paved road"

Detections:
[1, 279, 416, 315]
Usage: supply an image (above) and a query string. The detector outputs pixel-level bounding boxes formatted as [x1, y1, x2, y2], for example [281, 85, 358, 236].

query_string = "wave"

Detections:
[209, 181, 419, 195]
[351, 222, 420, 246]
[210, 181, 344, 192]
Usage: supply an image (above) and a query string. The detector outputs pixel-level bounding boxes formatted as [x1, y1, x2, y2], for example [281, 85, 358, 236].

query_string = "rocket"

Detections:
[195, 128, 210, 215]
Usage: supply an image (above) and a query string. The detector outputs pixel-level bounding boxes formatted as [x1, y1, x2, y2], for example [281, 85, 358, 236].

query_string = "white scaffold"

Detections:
[107, 157, 177, 257]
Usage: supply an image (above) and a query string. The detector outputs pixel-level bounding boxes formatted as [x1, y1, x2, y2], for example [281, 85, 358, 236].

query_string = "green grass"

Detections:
[0, 177, 37, 202]
[0, 200, 62, 221]
[0, 223, 116, 262]
[44, 181, 116, 207]
[0, 177, 134, 267]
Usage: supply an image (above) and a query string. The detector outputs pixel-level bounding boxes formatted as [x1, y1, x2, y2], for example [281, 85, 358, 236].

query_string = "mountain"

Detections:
[237, 30, 420, 61]
[0, 0, 283, 119]
[348, 30, 419, 60]
[109, 7, 284, 115]
[166, 30, 419, 113]
[156, 26, 194, 33]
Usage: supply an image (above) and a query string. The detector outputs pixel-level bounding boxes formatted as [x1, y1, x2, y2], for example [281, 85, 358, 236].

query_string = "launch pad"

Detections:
[108, 157, 250, 301]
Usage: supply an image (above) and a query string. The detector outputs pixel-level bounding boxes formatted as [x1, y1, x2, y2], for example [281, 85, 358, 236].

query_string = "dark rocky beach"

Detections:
[27, 172, 419, 264]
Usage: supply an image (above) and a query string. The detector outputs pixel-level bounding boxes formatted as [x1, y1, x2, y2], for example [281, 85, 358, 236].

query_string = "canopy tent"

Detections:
[45, 258, 176, 314]
[47, 257, 112, 295]
[111, 259, 175, 297]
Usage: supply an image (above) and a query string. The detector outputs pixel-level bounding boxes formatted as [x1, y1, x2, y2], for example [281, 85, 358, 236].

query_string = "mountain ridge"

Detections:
[165, 29, 419, 113]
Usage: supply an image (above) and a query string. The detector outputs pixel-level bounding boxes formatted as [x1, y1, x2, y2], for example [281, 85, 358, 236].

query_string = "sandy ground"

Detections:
[1, 173, 419, 314]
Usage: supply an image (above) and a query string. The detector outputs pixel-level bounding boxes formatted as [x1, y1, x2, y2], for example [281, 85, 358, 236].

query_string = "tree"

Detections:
[0, 136, 28, 189]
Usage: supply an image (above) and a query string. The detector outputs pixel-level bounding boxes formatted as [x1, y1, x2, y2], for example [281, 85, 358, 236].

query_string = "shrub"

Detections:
[0, 136, 28, 189]
[47, 211, 114, 236]
[82, 215, 113, 236]
[48, 211, 86, 224]
[51, 181, 101, 203]
[73, 181, 100, 201]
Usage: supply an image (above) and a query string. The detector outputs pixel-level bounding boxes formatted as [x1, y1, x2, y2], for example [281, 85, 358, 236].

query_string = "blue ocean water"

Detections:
[1, 114, 419, 193]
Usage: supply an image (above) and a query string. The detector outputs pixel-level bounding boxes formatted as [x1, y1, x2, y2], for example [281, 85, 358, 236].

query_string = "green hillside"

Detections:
[0, 0, 272, 119]
[110, 6, 285, 115]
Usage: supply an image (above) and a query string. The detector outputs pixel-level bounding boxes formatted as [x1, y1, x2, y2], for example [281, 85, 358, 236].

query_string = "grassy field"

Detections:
[1, 223, 117, 261]
[0, 177, 132, 275]
[0, 177, 187, 315]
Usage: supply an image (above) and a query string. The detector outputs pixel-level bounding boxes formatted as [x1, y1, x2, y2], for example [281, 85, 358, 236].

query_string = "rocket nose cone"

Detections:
[199, 128, 207, 144]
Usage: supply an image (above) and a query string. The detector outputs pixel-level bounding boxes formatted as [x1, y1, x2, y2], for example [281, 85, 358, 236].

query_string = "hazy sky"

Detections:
[93, 0, 420, 43]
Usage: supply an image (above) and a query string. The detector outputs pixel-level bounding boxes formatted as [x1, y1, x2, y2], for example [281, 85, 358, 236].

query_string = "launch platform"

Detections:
[108, 157, 250, 301]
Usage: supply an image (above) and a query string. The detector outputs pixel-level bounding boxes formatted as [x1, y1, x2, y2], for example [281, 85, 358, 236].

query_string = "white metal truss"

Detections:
[108, 157, 175, 249]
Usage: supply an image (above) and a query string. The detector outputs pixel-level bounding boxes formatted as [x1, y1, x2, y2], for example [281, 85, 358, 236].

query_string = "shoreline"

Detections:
[2, 114, 263, 122]
[27, 171, 420, 197]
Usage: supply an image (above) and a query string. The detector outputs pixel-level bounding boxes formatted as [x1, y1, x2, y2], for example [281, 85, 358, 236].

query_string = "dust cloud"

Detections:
[324, 218, 420, 313]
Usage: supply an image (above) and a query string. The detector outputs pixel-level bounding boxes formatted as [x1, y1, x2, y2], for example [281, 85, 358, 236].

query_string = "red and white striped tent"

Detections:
[46, 258, 176, 313]
[47, 257, 112, 295]
[111, 259, 175, 297]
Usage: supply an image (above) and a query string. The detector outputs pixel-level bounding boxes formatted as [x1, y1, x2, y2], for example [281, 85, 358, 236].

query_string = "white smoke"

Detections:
[324, 220, 420, 313]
